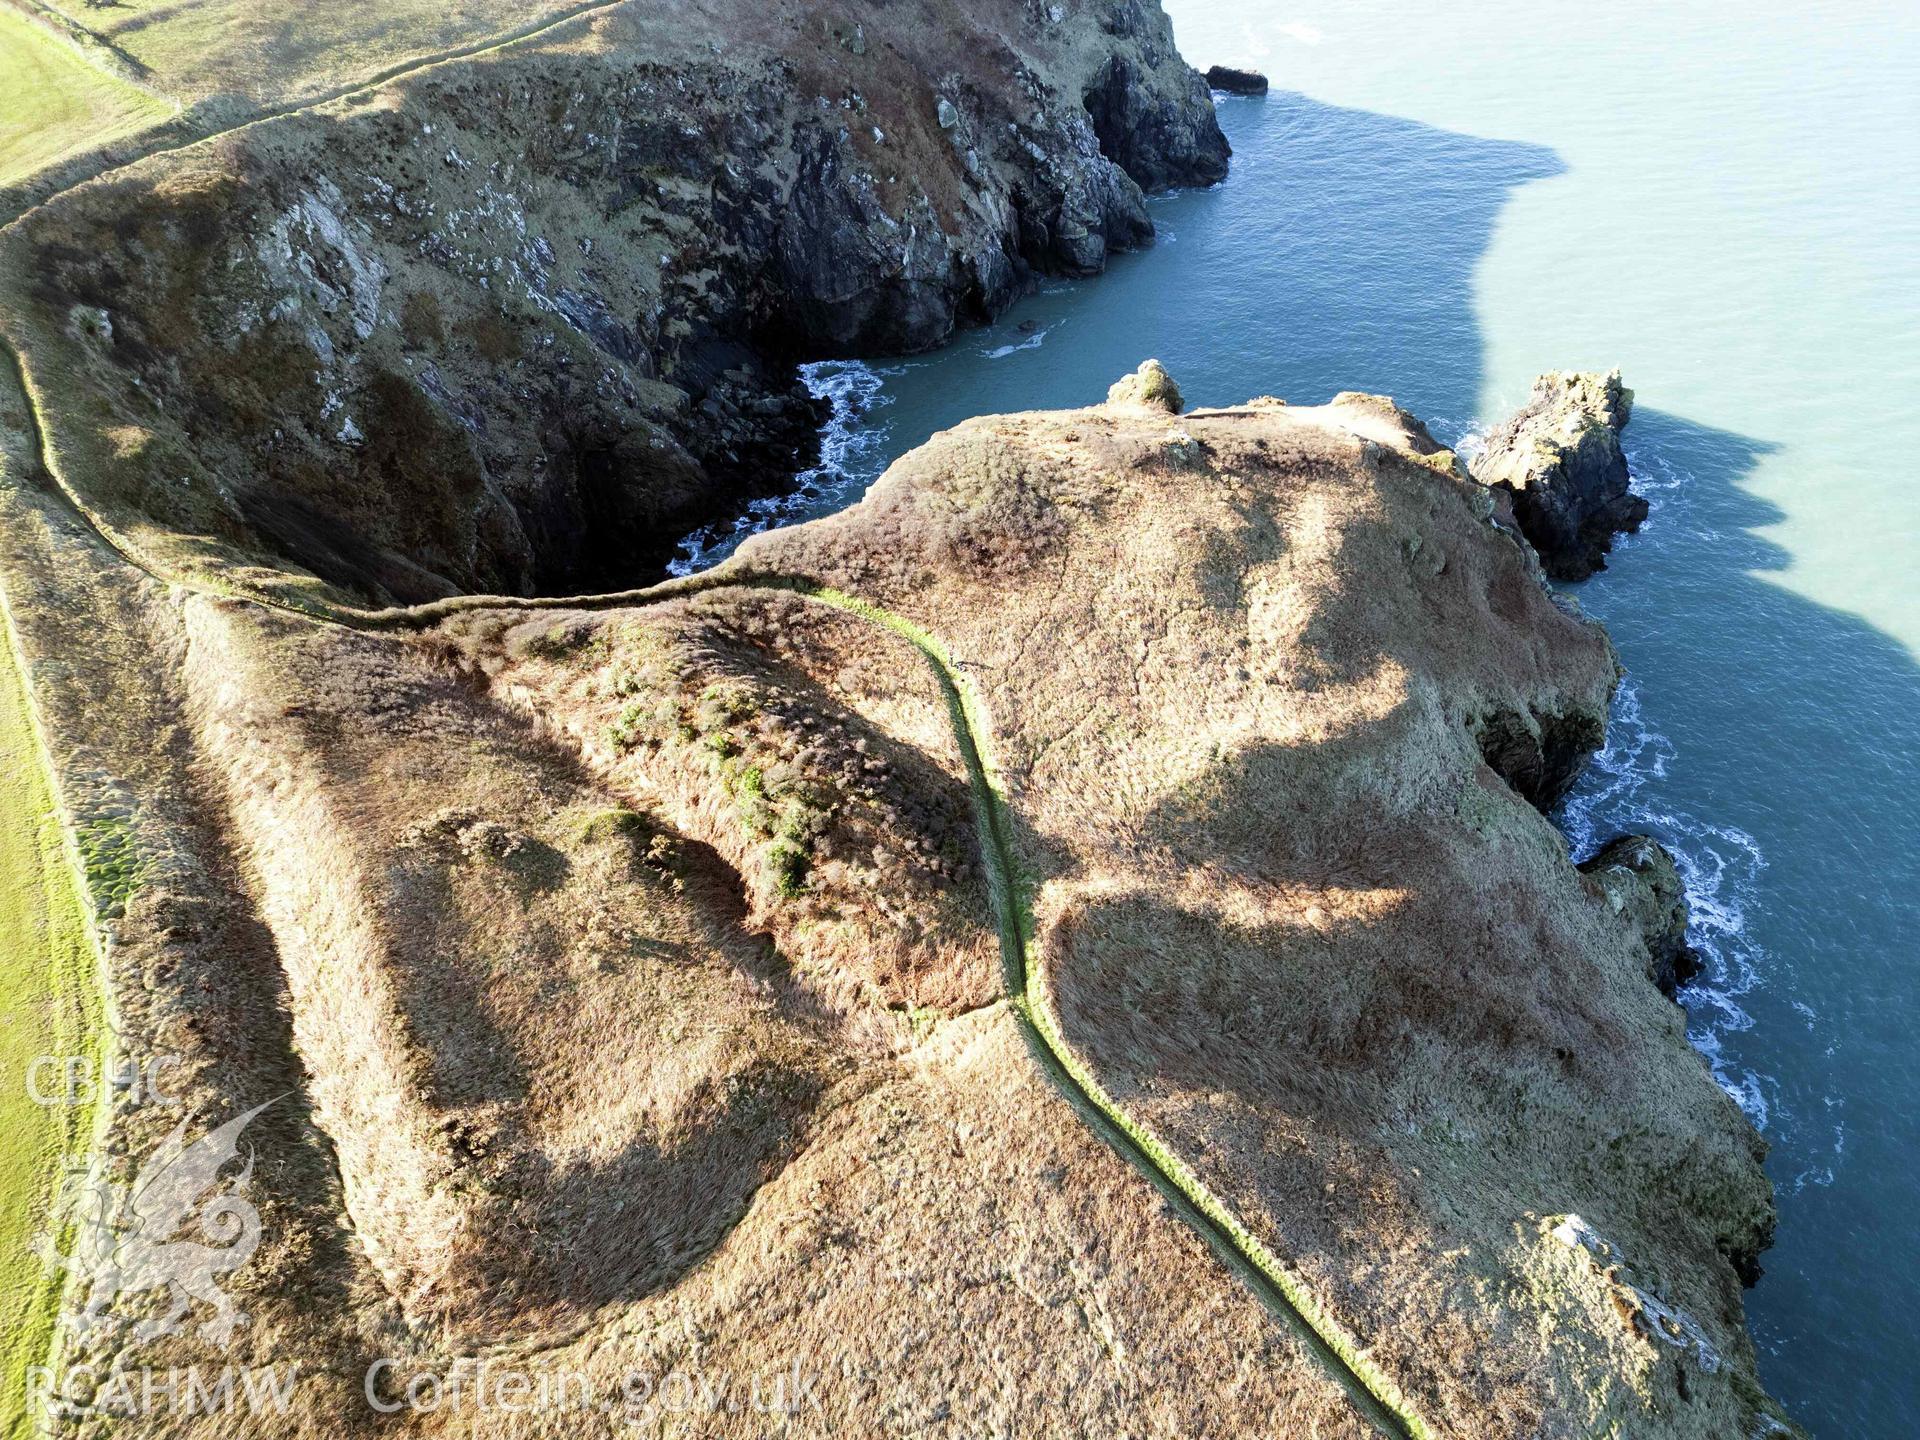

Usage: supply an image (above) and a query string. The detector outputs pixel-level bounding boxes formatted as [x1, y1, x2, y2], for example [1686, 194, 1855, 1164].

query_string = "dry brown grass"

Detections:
[449, 590, 1006, 1017]
[0, 518, 1388, 1431]
[178, 596, 851, 1340]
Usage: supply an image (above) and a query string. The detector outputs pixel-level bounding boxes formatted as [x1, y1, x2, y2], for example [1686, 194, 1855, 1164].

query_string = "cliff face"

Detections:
[0, 353, 1797, 1436]
[733, 383, 1787, 1436]
[0, 0, 1226, 602]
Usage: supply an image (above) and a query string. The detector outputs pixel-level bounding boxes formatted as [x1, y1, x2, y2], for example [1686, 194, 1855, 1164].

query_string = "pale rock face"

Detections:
[1547, 1214, 1726, 1372]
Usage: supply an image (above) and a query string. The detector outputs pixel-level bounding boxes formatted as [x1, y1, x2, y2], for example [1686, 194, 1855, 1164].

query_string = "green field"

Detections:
[33, 0, 584, 109]
[0, 609, 102, 1437]
[0, 8, 172, 189]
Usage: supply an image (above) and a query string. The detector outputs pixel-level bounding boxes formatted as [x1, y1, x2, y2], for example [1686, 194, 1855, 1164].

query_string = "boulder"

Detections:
[1106, 358, 1184, 413]
[1471, 369, 1644, 580]
[1204, 65, 1269, 95]
[1579, 835, 1703, 998]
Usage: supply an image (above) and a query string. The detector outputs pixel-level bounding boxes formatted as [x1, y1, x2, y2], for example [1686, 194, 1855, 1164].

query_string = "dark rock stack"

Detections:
[1204, 65, 1269, 94]
[1472, 369, 1644, 580]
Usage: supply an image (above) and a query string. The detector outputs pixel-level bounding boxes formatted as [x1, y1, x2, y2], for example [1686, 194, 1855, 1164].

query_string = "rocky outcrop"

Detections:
[1471, 369, 1645, 580]
[1579, 835, 1704, 999]
[1471, 700, 1611, 811]
[1105, 356, 1183, 411]
[733, 375, 1787, 1436]
[1204, 65, 1270, 95]
[1, 0, 1229, 604]
[1075, 1, 1229, 193]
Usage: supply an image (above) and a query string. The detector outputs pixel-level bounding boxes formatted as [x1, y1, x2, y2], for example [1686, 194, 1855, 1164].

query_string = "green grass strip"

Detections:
[0, 7, 171, 191]
[0, 580, 108, 1439]
[0, 405, 1436, 1432]
[0, 3, 1439, 1422]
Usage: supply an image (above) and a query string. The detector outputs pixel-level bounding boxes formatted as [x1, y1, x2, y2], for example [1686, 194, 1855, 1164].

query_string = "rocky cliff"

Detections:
[1580, 835, 1705, 1001]
[0, 7, 1802, 1433]
[0, 0, 1226, 602]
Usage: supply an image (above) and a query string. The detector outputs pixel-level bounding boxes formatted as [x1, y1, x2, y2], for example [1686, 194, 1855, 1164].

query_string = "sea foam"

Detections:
[668, 360, 894, 577]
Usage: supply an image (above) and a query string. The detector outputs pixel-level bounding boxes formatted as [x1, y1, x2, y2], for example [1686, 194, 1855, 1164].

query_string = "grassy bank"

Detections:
[0, 8, 170, 190]
[0, 597, 103, 1437]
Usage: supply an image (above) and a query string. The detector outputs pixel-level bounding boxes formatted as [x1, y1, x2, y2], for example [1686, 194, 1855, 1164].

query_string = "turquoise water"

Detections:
[676, 5, 1920, 1430]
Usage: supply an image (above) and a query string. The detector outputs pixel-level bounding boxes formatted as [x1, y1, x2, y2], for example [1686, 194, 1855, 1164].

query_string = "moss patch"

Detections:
[74, 814, 142, 918]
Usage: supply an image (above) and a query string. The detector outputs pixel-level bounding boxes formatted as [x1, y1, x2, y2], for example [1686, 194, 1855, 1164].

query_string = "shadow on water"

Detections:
[961, 95, 1920, 1433]
[688, 89, 1918, 1433]
[1568, 407, 1920, 1434]
[874, 90, 1568, 460]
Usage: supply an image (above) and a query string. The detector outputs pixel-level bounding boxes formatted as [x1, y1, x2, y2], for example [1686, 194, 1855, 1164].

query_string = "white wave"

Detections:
[1560, 666, 1783, 1128]
[981, 325, 1054, 360]
[1547, 445, 1816, 1145]
[1790, 1116, 1844, 1192]
[1416, 415, 1484, 461]
[1622, 442, 1688, 500]
[667, 359, 895, 577]
[1431, 413, 1813, 1144]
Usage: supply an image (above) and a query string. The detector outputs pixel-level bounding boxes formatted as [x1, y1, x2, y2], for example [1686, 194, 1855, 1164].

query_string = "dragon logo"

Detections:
[38, 1099, 273, 1347]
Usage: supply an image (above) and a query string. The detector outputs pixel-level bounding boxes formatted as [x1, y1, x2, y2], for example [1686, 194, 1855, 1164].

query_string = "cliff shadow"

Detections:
[860, 89, 1918, 1433]
[856, 91, 1566, 473]
[1027, 402, 1920, 1431]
